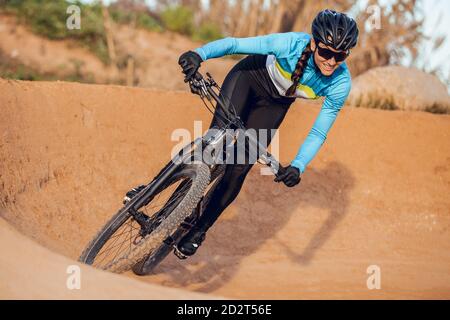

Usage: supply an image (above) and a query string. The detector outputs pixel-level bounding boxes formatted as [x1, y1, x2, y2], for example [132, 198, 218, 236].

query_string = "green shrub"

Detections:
[2, 1, 102, 39]
[0, 1, 224, 64]
[0, 52, 97, 83]
[136, 12, 163, 32]
[1, 0, 110, 64]
[192, 21, 223, 43]
[1, 64, 42, 81]
[161, 5, 194, 35]
[110, 9, 162, 32]
[110, 7, 131, 24]
[16, 0, 75, 39]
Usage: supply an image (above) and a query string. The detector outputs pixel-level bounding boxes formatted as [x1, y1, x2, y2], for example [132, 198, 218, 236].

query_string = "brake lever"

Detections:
[257, 152, 284, 177]
[200, 81, 211, 101]
[188, 81, 202, 96]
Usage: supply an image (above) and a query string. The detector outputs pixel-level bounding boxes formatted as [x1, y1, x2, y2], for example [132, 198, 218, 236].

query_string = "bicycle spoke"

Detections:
[95, 220, 140, 266]
[97, 228, 127, 258]
[95, 234, 127, 266]
[109, 221, 134, 264]
[96, 229, 132, 264]
[104, 221, 137, 241]
[85, 161, 205, 271]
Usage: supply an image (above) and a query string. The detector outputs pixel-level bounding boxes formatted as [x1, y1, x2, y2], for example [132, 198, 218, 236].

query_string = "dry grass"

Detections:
[352, 93, 450, 115]
[424, 103, 450, 115]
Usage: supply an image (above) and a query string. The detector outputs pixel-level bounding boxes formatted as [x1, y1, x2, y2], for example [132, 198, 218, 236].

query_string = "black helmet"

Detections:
[312, 9, 359, 51]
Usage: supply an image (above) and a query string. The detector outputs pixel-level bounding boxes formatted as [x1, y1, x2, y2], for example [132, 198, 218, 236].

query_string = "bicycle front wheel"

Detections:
[79, 162, 210, 273]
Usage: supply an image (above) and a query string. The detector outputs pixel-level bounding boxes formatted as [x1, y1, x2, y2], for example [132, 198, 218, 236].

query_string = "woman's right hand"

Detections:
[178, 50, 203, 82]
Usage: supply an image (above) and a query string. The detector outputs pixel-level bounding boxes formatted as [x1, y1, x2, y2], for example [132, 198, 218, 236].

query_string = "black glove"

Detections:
[274, 165, 301, 188]
[178, 50, 203, 82]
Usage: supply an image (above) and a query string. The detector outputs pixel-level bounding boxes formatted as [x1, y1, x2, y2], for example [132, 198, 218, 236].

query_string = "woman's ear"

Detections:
[310, 38, 316, 51]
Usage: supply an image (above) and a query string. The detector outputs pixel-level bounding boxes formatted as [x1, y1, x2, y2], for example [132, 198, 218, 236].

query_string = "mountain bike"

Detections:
[78, 71, 285, 275]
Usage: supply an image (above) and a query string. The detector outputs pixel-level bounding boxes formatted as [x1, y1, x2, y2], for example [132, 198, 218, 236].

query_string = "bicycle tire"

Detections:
[131, 164, 226, 275]
[78, 162, 210, 273]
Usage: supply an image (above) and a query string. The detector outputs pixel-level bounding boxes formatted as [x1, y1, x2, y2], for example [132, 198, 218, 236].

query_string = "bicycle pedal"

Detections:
[173, 246, 188, 260]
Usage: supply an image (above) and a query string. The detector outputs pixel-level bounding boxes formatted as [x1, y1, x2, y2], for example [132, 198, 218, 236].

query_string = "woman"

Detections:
[128, 9, 359, 258]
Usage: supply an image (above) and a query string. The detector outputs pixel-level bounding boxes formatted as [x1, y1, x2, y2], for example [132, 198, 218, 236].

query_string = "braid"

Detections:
[285, 42, 313, 97]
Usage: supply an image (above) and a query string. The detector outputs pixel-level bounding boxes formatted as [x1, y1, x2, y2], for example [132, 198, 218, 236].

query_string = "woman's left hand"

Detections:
[274, 165, 301, 187]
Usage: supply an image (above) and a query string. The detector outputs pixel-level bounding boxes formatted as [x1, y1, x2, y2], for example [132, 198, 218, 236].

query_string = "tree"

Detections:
[150, 0, 436, 77]
[348, 0, 427, 76]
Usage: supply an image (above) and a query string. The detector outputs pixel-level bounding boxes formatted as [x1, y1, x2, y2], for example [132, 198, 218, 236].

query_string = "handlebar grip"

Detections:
[193, 71, 203, 81]
[183, 70, 203, 83]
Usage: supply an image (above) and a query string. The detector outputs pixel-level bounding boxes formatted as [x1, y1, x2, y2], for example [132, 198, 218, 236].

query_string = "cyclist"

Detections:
[127, 9, 359, 258]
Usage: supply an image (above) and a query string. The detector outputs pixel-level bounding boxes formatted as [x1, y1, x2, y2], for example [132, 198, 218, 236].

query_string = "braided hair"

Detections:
[285, 42, 313, 97]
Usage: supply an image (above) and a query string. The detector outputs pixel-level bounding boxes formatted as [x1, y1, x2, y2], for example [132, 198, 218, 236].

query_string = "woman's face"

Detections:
[311, 39, 348, 76]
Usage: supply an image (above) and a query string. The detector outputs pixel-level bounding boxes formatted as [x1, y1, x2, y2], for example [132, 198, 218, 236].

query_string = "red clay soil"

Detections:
[0, 78, 449, 299]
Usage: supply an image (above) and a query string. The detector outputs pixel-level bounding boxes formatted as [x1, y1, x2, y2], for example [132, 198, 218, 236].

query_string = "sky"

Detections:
[416, 0, 450, 82]
[81, 0, 450, 85]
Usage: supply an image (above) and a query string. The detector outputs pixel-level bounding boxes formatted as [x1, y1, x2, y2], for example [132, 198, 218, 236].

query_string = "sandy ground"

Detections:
[0, 78, 450, 299]
[0, 218, 220, 299]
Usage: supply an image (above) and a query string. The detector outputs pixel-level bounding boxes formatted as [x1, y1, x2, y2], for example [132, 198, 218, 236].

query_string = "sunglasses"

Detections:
[316, 45, 349, 62]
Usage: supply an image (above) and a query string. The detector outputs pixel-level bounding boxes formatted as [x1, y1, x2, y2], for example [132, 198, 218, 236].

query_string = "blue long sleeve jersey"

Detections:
[194, 32, 352, 173]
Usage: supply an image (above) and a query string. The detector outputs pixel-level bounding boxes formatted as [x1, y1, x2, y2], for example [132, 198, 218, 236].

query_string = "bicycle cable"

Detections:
[208, 81, 242, 128]
[199, 80, 236, 128]
[199, 95, 230, 128]
[215, 84, 243, 127]
[191, 73, 243, 130]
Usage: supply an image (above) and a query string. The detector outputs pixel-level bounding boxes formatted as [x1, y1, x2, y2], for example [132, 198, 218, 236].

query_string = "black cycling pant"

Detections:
[195, 55, 295, 232]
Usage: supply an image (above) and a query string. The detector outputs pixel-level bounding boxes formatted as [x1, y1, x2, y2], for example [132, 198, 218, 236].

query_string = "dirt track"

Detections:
[1, 78, 450, 299]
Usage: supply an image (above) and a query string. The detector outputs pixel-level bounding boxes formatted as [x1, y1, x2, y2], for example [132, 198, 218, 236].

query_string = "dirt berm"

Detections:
[1, 79, 449, 299]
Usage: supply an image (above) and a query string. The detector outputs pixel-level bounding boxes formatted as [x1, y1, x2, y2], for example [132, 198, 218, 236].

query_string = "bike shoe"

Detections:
[175, 227, 206, 258]
[123, 184, 146, 204]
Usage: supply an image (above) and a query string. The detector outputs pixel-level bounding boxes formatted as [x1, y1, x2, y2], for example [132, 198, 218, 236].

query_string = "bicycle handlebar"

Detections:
[185, 70, 286, 177]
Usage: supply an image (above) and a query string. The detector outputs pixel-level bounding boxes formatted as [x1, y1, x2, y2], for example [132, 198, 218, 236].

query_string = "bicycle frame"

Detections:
[126, 71, 283, 214]
[190, 72, 283, 175]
